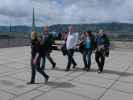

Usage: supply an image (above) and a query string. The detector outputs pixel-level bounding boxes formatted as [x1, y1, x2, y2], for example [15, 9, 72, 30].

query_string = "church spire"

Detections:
[32, 8, 35, 32]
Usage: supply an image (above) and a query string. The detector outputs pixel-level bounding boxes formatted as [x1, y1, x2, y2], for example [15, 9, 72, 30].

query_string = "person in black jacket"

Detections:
[40, 26, 56, 70]
[95, 30, 110, 73]
[27, 32, 49, 84]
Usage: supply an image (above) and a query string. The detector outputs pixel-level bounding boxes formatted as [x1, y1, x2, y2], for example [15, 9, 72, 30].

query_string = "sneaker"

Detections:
[97, 70, 102, 73]
[83, 67, 87, 70]
[45, 76, 49, 84]
[86, 68, 90, 72]
[41, 66, 45, 70]
[65, 68, 70, 72]
[27, 81, 35, 85]
[52, 63, 56, 69]
[73, 64, 77, 69]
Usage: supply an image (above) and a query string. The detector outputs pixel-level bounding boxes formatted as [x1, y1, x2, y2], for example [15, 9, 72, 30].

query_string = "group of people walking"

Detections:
[28, 26, 110, 84]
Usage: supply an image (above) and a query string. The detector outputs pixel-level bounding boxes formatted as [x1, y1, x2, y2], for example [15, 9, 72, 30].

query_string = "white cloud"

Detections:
[0, 0, 133, 26]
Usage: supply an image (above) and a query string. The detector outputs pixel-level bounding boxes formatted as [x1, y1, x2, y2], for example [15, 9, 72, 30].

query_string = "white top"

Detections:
[66, 32, 79, 50]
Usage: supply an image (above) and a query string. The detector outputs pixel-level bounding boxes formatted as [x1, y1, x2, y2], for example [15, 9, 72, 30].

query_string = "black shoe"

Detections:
[83, 65, 88, 70]
[73, 64, 77, 69]
[86, 65, 90, 71]
[41, 66, 45, 70]
[97, 69, 102, 73]
[83, 67, 86, 70]
[52, 63, 56, 69]
[27, 81, 35, 85]
[65, 68, 70, 72]
[86, 68, 90, 72]
[45, 76, 49, 84]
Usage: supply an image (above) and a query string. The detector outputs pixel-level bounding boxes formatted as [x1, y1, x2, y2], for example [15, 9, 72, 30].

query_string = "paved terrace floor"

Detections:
[0, 46, 133, 100]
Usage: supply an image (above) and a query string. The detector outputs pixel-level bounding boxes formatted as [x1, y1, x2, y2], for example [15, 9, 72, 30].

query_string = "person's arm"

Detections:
[77, 39, 84, 46]
[73, 33, 79, 47]
[50, 34, 55, 44]
[40, 33, 43, 45]
[33, 41, 40, 64]
[33, 53, 39, 64]
[91, 35, 96, 50]
[104, 35, 110, 48]
[106, 36, 110, 47]
[93, 36, 97, 51]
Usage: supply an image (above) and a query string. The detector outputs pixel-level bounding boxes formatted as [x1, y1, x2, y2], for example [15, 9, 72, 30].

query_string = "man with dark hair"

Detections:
[40, 26, 56, 70]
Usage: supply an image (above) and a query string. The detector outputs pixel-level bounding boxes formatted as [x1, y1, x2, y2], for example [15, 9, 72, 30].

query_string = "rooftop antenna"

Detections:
[32, 8, 35, 32]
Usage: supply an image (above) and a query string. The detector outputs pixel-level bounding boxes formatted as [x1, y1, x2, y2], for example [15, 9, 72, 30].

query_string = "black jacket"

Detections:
[31, 39, 41, 58]
[41, 34, 54, 52]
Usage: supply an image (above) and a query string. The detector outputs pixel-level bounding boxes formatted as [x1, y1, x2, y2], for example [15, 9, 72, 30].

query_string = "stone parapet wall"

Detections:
[111, 41, 133, 49]
[0, 39, 30, 48]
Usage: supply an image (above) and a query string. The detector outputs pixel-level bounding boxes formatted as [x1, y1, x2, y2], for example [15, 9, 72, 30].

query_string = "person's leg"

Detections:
[66, 50, 72, 71]
[97, 50, 105, 73]
[87, 50, 92, 71]
[83, 50, 88, 69]
[46, 52, 56, 69]
[95, 51, 101, 72]
[31, 64, 36, 83]
[36, 57, 49, 83]
[28, 58, 36, 84]
[37, 67, 49, 79]
[71, 50, 77, 68]
[41, 55, 46, 70]
[100, 52, 105, 72]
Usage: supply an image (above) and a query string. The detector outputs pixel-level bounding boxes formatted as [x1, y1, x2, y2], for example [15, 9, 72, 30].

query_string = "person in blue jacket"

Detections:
[95, 30, 110, 73]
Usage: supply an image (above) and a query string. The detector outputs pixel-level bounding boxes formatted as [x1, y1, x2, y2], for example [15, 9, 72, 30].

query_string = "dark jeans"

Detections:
[95, 49, 105, 72]
[83, 48, 92, 69]
[66, 49, 77, 70]
[41, 52, 55, 70]
[30, 56, 48, 83]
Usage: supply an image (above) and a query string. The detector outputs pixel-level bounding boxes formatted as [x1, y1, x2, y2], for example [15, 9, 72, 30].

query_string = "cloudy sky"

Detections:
[0, 0, 133, 26]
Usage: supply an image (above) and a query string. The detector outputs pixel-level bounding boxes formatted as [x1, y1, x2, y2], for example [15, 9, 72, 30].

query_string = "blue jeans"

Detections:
[83, 48, 92, 68]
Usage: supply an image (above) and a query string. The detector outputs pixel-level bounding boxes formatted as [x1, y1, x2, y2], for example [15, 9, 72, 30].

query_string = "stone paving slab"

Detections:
[34, 90, 90, 100]
[112, 81, 133, 94]
[100, 90, 133, 100]
[0, 46, 132, 100]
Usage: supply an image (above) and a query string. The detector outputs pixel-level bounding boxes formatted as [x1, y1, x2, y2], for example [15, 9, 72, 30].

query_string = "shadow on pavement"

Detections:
[46, 81, 75, 88]
[47, 67, 133, 77]
[102, 69, 133, 76]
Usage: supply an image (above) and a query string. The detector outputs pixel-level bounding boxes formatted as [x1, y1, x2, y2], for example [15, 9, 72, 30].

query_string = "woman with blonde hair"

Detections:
[27, 31, 49, 84]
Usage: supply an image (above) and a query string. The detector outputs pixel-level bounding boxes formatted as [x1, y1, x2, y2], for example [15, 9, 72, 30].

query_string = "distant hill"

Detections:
[0, 22, 133, 34]
[48, 23, 133, 34]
